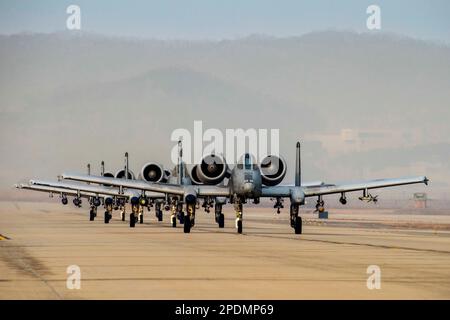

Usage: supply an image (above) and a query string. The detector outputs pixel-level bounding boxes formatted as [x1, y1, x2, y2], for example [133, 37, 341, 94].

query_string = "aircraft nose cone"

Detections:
[243, 182, 254, 195]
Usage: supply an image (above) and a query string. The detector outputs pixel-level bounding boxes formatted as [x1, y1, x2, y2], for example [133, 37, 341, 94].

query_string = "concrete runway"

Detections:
[0, 200, 449, 299]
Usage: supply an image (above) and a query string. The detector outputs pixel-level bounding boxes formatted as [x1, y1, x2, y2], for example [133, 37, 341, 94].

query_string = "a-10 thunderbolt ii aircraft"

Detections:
[16, 180, 166, 226]
[18, 141, 327, 231]
[17, 142, 229, 228]
[17, 151, 172, 226]
[60, 141, 429, 234]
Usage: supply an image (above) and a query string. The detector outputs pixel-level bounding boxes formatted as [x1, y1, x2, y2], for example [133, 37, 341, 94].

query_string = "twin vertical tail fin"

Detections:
[178, 140, 184, 184]
[87, 163, 91, 185]
[295, 141, 301, 187]
[124, 152, 129, 180]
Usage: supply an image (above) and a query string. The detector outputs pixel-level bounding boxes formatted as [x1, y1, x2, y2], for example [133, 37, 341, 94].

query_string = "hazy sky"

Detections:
[0, 0, 449, 42]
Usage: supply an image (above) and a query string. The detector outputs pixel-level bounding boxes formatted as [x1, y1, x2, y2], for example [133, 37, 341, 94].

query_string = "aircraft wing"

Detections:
[277, 181, 328, 188]
[265, 181, 333, 195]
[16, 183, 108, 199]
[195, 185, 230, 197]
[30, 179, 165, 199]
[302, 176, 428, 197]
[62, 173, 230, 197]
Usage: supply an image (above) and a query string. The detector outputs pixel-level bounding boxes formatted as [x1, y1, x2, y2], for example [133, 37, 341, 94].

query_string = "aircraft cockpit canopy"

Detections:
[237, 153, 258, 170]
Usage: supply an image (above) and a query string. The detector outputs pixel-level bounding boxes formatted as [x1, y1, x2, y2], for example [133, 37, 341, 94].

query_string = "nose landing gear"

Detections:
[215, 203, 225, 228]
[89, 207, 97, 221]
[183, 202, 196, 233]
[290, 203, 302, 234]
[129, 197, 139, 228]
[89, 206, 97, 221]
[104, 210, 112, 224]
[155, 202, 163, 222]
[104, 198, 113, 224]
[234, 201, 243, 234]
[170, 202, 177, 228]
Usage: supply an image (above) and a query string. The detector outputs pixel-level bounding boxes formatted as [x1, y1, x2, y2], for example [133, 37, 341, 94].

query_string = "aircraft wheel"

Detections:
[139, 214, 144, 224]
[183, 216, 191, 233]
[157, 210, 163, 222]
[104, 212, 110, 224]
[237, 220, 243, 234]
[171, 216, 176, 228]
[294, 216, 302, 234]
[130, 213, 136, 228]
[120, 211, 125, 221]
[218, 213, 225, 228]
[90, 210, 95, 221]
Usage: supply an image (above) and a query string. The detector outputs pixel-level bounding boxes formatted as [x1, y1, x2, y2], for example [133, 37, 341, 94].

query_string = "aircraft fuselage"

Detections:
[229, 154, 262, 199]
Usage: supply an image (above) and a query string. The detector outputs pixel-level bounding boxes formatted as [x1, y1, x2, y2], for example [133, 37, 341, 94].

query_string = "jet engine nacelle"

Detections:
[115, 169, 135, 180]
[196, 154, 229, 185]
[139, 163, 170, 183]
[190, 165, 204, 185]
[103, 172, 114, 179]
[102, 172, 115, 187]
[260, 155, 287, 186]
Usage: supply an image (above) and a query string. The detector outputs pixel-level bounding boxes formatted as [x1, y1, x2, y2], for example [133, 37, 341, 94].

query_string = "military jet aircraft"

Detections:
[21, 179, 169, 226]
[17, 142, 227, 228]
[60, 142, 429, 234]
[15, 181, 146, 224]
[16, 150, 171, 226]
